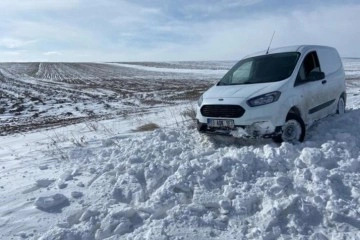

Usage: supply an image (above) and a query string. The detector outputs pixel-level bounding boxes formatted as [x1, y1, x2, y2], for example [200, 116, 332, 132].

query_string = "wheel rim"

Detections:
[337, 98, 345, 115]
[282, 120, 302, 142]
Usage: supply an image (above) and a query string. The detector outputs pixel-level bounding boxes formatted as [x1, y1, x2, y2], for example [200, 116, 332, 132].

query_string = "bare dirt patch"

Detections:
[133, 123, 160, 132]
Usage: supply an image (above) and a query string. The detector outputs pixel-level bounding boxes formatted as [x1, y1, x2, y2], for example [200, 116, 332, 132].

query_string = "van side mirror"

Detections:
[308, 71, 325, 81]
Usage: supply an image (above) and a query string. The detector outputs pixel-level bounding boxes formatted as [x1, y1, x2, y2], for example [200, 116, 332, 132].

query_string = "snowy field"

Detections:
[0, 59, 360, 239]
[0, 62, 221, 135]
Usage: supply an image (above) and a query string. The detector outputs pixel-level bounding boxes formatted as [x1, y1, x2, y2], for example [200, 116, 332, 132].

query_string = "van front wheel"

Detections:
[273, 113, 305, 143]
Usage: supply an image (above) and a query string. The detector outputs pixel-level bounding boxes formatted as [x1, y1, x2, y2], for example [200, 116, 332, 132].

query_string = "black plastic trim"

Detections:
[200, 105, 245, 118]
[308, 99, 335, 114]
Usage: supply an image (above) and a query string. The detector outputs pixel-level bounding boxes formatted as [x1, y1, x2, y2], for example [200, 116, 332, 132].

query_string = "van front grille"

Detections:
[201, 105, 245, 118]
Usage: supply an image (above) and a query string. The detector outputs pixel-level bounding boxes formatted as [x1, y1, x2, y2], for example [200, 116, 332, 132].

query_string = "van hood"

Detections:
[203, 81, 287, 99]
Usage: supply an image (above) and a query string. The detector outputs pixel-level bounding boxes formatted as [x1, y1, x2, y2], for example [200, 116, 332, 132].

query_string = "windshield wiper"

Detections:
[242, 81, 255, 84]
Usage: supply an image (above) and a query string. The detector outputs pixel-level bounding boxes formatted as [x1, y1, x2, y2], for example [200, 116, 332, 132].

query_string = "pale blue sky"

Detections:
[0, 0, 359, 62]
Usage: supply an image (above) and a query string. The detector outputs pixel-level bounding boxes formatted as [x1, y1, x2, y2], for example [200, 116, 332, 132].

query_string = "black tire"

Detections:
[197, 120, 207, 132]
[272, 113, 306, 143]
[336, 96, 345, 115]
[272, 134, 282, 143]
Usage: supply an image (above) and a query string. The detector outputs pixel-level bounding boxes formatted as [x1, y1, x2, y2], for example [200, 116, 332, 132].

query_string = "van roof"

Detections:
[244, 45, 336, 58]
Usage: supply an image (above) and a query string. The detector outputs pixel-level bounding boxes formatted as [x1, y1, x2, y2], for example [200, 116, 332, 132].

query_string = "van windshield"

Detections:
[218, 52, 300, 85]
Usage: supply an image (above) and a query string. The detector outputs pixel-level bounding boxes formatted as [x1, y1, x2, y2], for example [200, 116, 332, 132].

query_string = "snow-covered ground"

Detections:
[0, 59, 360, 240]
[0, 62, 218, 135]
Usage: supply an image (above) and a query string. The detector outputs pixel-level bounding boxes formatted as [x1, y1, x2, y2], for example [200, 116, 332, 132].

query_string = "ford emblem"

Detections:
[218, 98, 224, 101]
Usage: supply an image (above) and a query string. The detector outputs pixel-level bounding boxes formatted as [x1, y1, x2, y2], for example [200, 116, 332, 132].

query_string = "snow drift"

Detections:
[34, 107, 360, 240]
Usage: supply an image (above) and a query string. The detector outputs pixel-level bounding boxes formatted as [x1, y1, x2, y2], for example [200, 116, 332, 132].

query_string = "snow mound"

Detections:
[37, 109, 360, 239]
[35, 194, 70, 213]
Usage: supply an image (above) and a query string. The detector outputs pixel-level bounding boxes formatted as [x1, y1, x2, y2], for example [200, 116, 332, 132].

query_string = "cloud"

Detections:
[137, 3, 360, 60]
[43, 51, 62, 56]
[0, 0, 359, 61]
[180, 0, 262, 20]
[0, 38, 37, 49]
[3, 19, 102, 51]
[223, 0, 262, 7]
[91, 3, 359, 61]
[3, 50, 24, 56]
[107, 2, 164, 29]
[186, 0, 262, 13]
[0, 0, 81, 11]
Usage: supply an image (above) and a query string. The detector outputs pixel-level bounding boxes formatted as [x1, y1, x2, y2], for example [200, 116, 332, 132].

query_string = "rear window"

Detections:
[218, 52, 300, 85]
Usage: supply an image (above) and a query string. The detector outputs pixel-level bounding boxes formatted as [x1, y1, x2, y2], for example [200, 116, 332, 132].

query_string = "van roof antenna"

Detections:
[266, 31, 275, 54]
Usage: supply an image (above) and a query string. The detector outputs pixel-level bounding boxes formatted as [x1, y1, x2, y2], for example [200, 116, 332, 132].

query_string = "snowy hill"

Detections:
[0, 60, 360, 239]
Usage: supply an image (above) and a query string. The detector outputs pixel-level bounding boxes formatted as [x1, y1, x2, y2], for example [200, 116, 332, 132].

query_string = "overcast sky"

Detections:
[0, 0, 359, 62]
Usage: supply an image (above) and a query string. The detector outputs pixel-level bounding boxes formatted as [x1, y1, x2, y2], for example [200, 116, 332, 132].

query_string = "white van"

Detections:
[196, 45, 346, 142]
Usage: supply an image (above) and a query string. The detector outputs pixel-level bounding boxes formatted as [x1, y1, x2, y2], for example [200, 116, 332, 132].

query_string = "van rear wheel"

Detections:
[336, 97, 345, 115]
[273, 113, 305, 143]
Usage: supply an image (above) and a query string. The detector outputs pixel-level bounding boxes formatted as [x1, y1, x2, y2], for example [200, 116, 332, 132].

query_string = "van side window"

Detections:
[295, 51, 321, 86]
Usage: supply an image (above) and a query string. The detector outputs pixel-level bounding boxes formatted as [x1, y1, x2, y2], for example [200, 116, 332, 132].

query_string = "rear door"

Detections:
[294, 51, 329, 123]
[316, 48, 345, 114]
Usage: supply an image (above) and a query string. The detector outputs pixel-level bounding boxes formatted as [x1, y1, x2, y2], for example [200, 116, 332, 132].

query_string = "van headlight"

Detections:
[197, 94, 203, 107]
[247, 91, 281, 107]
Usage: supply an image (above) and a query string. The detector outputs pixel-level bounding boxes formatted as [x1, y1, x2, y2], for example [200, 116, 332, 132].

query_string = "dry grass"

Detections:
[180, 103, 198, 129]
[181, 106, 197, 121]
[134, 123, 160, 132]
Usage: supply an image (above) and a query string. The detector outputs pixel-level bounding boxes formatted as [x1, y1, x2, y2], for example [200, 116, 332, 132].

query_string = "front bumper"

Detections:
[197, 120, 282, 138]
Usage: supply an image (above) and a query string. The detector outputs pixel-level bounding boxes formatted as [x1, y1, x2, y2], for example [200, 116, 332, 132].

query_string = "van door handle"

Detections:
[322, 80, 327, 84]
